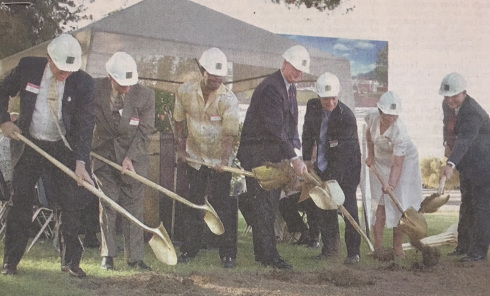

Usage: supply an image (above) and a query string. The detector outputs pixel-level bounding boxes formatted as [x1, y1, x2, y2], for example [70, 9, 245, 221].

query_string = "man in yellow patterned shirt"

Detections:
[174, 48, 239, 268]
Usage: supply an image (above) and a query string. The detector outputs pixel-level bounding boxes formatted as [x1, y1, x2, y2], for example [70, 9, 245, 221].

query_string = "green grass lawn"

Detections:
[0, 210, 459, 296]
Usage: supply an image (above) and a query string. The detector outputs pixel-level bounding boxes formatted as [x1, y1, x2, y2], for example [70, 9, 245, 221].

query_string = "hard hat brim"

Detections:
[52, 58, 81, 72]
[113, 76, 138, 86]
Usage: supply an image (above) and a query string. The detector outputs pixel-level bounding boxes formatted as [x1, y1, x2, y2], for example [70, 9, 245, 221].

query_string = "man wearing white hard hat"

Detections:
[237, 45, 310, 269]
[302, 72, 362, 264]
[174, 48, 239, 268]
[92, 52, 155, 271]
[365, 91, 423, 259]
[438, 72, 490, 263]
[0, 33, 95, 277]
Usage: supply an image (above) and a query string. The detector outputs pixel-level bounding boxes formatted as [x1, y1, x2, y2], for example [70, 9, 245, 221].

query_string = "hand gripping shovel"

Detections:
[91, 152, 224, 235]
[16, 133, 177, 265]
[419, 176, 450, 213]
[368, 164, 427, 241]
[303, 171, 375, 252]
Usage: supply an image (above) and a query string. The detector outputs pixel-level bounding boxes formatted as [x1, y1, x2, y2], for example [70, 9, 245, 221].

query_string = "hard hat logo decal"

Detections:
[66, 56, 75, 64]
[302, 60, 307, 66]
[390, 103, 396, 110]
[325, 85, 331, 91]
[126, 72, 133, 79]
[444, 84, 450, 91]
[215, 63, 222, 70]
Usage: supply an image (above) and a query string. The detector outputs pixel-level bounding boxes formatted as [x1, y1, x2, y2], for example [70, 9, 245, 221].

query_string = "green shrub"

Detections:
[420, 157, 460, 190]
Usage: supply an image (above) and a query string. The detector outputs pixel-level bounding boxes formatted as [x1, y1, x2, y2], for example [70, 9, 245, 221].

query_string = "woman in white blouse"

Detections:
[365, 91, 423, 258]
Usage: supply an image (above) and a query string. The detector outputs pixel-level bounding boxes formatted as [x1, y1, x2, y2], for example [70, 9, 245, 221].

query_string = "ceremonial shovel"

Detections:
[16, 133, 177, 265]
[91, 152, 224, 235]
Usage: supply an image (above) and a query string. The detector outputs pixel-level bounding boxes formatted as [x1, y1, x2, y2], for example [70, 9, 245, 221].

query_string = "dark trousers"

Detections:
[317, 169, 361, 258]
[279, 192, 320, 240]
[3, 139, 83, 269]
[245, 176, 281, 263]
[455, 179, 475, 253]
[464, 181, 490, 258]
[180, 164, 237, 259]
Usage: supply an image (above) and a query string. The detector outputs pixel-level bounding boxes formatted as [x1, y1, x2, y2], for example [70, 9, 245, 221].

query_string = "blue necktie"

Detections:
[317, 110, 331, 172]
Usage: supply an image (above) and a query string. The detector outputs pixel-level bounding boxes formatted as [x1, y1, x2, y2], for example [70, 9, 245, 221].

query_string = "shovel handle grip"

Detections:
[437, 176, 447, 195]
[369, 164, 405, 214]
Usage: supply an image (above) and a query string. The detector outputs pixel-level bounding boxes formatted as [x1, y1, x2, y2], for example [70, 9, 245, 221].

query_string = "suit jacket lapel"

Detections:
[99, 78, 117, 132]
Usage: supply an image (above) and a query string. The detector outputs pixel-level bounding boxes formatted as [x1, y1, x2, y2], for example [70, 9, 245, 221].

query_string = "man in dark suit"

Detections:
[92, 52, 155, 271]
[237, 45, 310, 269]
[439, 72, 490, 262]
[302, 72, 362, 265]
[0, 34, 95, 277]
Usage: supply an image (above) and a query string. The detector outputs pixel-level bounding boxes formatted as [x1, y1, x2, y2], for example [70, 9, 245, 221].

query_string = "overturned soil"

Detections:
[75, 257, 489, 296]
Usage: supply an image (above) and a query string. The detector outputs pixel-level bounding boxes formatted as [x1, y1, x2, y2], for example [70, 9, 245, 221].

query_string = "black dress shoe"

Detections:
[221, 257, 236, 269]
[2, 263, 17, 275]
[178, 252, 195, 264]
[344, 254, 360, 265]
[293, 232, 310, 245]
[448, 249, 467, 256]
[101, 256, 114, 270]
[67, 266, 87, 278]
[262, 258, 293, 269]
[307, 240, 320, 249]
[460, 254, 486, 262]
[128, 260, 152, 271]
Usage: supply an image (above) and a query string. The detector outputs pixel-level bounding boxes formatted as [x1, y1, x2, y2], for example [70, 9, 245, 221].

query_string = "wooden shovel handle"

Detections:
[437, 176, 447, 195]
[369, 164, 404, 214]
[185, 157, 254, 177]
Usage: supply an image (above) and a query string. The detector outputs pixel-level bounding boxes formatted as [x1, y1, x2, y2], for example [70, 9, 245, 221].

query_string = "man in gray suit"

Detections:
[92, 52, 155, 271]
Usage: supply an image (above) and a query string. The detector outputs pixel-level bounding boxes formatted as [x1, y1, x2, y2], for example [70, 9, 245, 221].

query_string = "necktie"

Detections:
[288, 84, 301, 149]
[446, 109, 457, 150]
[317, 111, 330, 172]
[112, 93, 124, 127]
[47, 77, 72, 150]
[47, 77, 59, 120]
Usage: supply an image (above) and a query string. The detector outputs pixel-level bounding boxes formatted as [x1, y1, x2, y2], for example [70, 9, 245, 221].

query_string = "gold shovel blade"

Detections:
[203, 199, 225, 235]
[321, 180, 345, 206]
[419, 194, 450, 213]
[148, 224, 178, 265]
[398, 207, 428, 241]
[309, 186, 338, 210]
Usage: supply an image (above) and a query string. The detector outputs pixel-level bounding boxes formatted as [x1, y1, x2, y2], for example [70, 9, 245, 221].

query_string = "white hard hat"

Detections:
[47, 34, 82, 72]
[377, 91, 402, 115]
[282, 45, 310, 73]
[199, 47, 228, 76]
[315, 72, 340, 97]
[439, 72, 466, 96]
[105, 52, 138, 86]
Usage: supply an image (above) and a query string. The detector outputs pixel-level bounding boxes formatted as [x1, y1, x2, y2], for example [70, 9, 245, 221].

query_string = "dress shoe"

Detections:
[83, 234, 101, 249]
[344, 254, 360, 265]
[262, 258, 293, 269]
[67, 266, 87, 278]
[460, 254, 486, 262]
[2, 263, 17, 275]
[101, 256, 114, 270]
[178, 252, 195, 264]
[448, 249, 467, 256]
[221, 257, 236, 269]
[128, 260, 152, 271]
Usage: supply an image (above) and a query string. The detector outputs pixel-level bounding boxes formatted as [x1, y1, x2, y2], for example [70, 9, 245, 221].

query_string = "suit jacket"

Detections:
[237, 70, 298, 170]
[91, 77, 155, 181]
[302, 98, 361, 188]
[448, 95, 490, 185]
[0, 57, 95, 167]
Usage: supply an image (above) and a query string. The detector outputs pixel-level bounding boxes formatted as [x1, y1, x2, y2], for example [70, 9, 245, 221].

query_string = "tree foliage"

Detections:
[272, 0, 342, 11]
[420, 157, 460, 190]
[374, 44, 388, 86]
[0, 0, 92, 59]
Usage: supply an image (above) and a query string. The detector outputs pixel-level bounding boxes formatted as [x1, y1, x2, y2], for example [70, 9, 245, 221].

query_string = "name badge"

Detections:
[210, 115, 221, 121]
[25, 83, 40, 94]
[329, 140, 338, 148]
[129, 117, 140, 126]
